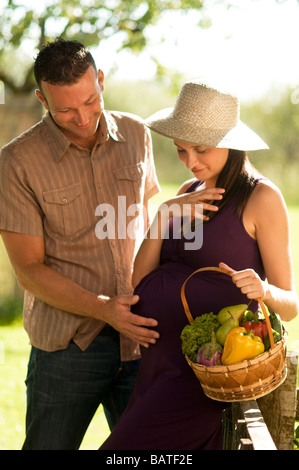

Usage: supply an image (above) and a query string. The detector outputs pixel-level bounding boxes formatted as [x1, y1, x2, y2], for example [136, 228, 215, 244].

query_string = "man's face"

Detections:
[36, 66, 104, 147]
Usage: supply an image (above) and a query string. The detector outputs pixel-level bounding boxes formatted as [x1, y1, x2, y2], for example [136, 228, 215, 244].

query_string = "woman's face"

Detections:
[174, 140, 229, 188]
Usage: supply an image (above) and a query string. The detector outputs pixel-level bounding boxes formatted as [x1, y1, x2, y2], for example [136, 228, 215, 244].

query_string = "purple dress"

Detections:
[100, 181, 265, 450]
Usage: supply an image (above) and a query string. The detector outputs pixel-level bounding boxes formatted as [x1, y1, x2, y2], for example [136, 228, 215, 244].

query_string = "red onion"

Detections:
[196, 330, 223, 366]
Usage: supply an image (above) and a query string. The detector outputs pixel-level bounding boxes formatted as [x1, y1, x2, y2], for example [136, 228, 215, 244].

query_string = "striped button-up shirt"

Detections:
[0, 110, 160, 360]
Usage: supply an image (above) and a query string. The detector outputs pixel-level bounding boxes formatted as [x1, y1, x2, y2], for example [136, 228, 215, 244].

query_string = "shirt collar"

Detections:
[43, 111, 127, 162]
[102, 110, 127, 143]
[43, 112, 71, 162]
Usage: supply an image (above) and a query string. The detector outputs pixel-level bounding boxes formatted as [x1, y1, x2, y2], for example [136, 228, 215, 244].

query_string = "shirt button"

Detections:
[117, 268, 121, 275]
[111, 241, 116, 247]
[62, 197, 68, 204]
[97, 183, 102, 189]
[133, 174, 137, 180]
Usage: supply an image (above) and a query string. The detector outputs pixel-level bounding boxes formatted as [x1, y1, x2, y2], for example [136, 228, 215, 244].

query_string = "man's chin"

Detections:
[65, 123, 98, 141]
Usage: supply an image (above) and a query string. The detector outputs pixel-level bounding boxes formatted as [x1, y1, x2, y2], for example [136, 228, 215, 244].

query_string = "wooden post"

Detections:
[239, 401, 276, 450]
[257, 351, 298, 450]
[222, 401, 277, 450]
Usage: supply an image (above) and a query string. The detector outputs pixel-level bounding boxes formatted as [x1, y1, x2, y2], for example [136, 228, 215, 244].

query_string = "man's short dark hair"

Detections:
[34, 37, 97, 90]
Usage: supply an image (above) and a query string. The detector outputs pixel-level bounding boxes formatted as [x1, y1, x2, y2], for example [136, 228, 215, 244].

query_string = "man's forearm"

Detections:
[1, 230, 159, 347]
[16, 260, 107, 320]
[16, 261, 160, 347]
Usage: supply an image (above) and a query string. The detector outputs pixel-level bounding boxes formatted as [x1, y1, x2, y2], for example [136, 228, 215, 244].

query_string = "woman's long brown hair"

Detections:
[203, 149, 259, 221]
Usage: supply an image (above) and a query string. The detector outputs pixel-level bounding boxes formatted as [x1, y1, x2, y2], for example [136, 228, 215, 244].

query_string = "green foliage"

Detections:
[0, 0, 204, 93]
[242, 87, 299, 204]
[0, 297, 23, 325]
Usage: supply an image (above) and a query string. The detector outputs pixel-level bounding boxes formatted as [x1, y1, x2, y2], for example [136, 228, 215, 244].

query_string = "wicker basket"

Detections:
[181, 266, 287, 402]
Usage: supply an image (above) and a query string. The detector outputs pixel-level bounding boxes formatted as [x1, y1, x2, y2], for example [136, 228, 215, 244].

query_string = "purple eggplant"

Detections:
[196, 330, 223, 366]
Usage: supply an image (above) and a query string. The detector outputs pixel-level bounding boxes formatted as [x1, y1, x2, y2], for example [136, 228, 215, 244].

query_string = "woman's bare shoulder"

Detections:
[243, 178, 288, 238]
[251, 178, 286, 208]
[245, 178, 289, 232]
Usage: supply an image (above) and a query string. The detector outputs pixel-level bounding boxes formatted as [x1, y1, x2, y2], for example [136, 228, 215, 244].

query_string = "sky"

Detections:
[91, 0, 299, 103]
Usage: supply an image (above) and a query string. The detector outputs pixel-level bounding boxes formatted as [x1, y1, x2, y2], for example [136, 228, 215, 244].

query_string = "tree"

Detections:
[0, 0, 204, 95]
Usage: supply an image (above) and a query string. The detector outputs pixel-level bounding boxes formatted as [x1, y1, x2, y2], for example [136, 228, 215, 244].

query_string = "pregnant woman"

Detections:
[100, 81, 298, 450]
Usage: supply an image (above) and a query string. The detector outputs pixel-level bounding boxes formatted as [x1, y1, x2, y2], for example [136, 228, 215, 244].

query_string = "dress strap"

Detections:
[186, 180, 203, 193]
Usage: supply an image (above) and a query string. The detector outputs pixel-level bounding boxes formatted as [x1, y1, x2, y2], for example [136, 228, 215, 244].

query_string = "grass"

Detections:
[0, 325, 27, 450]
[0, 184, 299, 450]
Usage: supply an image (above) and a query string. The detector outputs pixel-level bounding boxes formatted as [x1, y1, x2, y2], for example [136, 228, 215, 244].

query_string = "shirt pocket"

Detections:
[113, 162, 145, 205]
[42, 183, 87, 240]
[112, 163, 146, 244]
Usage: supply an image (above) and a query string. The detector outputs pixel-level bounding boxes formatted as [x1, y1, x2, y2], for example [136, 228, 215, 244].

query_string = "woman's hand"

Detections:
[162, 186, 225, 221]
[219, 262, 267, 300]
[133, 186, 225, 289]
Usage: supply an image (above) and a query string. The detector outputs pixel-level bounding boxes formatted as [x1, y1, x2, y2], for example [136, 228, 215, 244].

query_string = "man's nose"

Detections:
[75, 108, 90, 125]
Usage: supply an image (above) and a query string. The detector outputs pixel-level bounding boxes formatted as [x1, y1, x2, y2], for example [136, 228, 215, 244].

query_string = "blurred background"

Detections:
[0, 0, 299, 449]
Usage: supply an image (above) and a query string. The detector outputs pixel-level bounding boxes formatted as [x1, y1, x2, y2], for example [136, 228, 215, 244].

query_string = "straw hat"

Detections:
[145, 80, 269, 151]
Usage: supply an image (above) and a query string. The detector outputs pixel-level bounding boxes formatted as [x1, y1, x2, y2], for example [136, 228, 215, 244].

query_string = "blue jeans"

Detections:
[22, 325, 140, 450]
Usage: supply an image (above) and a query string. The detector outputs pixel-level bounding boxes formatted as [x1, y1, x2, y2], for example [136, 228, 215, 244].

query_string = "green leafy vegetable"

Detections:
[181, 312, 220, 362]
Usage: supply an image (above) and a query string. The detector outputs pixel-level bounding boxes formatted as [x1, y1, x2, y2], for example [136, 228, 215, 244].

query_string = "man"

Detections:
[0, 38, 160, 449]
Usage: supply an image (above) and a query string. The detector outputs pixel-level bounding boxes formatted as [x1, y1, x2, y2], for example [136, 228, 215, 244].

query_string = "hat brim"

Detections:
[145, 107, 269, 151]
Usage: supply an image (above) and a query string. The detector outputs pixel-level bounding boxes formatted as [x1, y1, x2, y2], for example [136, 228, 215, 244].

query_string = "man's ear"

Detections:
[35, 89, 49, 110]
[98, 69, 104, 92]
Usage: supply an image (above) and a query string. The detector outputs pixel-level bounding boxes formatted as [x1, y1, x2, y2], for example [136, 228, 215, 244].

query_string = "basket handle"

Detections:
[180, 266, 275, 349]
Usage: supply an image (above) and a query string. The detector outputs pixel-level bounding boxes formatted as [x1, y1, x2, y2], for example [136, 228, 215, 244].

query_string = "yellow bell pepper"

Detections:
[221, 327, 265, 365]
